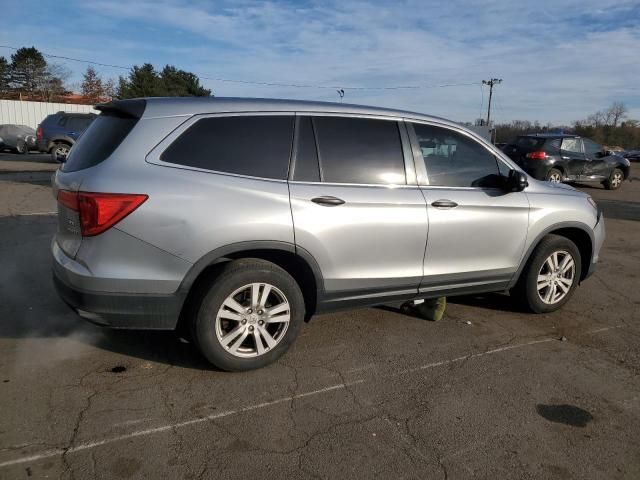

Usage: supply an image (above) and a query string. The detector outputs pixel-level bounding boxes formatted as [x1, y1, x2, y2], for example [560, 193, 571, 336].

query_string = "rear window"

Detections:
[513, 136, 545, 149]
[66, 116, 94, 132]
[161, 116, 294, 180]
[62, 114, 139, 172]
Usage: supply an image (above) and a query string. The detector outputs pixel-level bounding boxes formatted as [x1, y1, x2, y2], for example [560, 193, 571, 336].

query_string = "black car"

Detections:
[621, 150, 640, 162]
[0, 124, 37, 154]
[36, 112, 96, 161]
[504, 133, 631, 190]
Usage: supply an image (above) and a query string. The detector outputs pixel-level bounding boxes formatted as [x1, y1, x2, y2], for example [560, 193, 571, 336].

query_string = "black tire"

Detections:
[16, 140, 28, 155]
[546, 168, 563, 183]
[513, 234, 582, 314]
[191, 259, 305, 371]
[50, 142, 71, 163]
[603, 168, 624, 190]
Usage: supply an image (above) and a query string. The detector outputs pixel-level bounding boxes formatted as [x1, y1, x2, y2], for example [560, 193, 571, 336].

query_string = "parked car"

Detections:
[621, 150, 640, 162]
[52, 98, 605, 371]
[36, 111, 96, 161]
[0, 124, 36, 154]
[503, 133, 630, 190]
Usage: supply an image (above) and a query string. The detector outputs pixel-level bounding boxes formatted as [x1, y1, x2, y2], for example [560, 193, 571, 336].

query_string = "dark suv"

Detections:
[504, 134, 630, 190]
[36, 112, 96, 162]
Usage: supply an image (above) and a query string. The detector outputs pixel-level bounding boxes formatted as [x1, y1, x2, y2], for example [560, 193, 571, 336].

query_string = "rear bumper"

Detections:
[53, 271, 184, 329]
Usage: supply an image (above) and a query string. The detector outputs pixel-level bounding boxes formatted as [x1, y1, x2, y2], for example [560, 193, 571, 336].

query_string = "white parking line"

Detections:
[9, 211, 57, 216]
[0, 325, 624, 469]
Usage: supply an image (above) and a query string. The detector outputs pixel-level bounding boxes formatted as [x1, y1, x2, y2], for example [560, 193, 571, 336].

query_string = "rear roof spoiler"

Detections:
[95, 99, 147, 119]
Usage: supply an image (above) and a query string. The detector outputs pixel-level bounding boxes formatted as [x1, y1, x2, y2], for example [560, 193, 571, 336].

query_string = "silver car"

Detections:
[52, 98, 605, 371]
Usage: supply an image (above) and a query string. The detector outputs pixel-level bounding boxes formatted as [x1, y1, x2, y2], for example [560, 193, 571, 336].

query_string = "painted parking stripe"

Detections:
[0, 325, 624, 469]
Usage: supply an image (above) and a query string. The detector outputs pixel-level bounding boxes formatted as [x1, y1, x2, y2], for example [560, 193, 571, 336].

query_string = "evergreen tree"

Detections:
[9, 47, 47, 98]
[81, 66, 105, 102]
[0, 57, 10, 97]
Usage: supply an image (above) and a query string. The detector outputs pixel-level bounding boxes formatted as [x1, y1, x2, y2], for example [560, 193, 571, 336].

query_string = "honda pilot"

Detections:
[52, 98, 605, 371]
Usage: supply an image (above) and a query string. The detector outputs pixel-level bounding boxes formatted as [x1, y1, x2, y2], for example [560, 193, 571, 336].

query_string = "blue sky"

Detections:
[1, 0, 639, 123]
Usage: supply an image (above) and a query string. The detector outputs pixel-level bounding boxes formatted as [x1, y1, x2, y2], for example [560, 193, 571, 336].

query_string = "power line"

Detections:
[0, 44, 481, 92]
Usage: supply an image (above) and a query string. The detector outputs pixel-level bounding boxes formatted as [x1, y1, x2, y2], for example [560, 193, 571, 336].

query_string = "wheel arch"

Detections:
[177, 242, 323, 331]
[48, 137, 74, 151]
[511, 222, 594, 288]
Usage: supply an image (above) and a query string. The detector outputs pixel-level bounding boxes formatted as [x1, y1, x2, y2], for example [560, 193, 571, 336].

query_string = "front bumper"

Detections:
[584, 209, 605, 280]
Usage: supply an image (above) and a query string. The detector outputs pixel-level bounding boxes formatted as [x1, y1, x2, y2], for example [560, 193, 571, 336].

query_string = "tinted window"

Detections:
[67, 117, 93, 132]
[514, 136, 545, 149]
[314, 117, 405, 184]
[561, 138, 583, 155]
[161, 116, 294, 180]
[583, 138, 603, 157]
[292, 116, 320, 182]
[63, 114, 139, 172]
[413, 123, 501, 188]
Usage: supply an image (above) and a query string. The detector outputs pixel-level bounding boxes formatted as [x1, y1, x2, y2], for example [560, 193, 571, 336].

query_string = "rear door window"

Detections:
[313, 116, 405, 185]
[412, 123, 501, 188]
[62, 114, 139, 172]
[161, 115, 294, 180]
[561, 138, 583, 155]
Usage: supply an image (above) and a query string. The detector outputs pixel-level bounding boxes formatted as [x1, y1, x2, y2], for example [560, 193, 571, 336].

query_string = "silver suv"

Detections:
[52, 98, 605, 371]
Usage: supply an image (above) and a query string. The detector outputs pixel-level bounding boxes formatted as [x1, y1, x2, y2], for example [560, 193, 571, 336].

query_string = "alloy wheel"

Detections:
[548, 172, 562, 183]
[611, 172, 623, 188]
[215, 283, 291, 358]
[536, 250, 575, 305]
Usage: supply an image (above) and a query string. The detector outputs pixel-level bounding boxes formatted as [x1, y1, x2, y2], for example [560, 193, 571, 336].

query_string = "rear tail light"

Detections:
[57, 190, 147, 236]
[36, 126, 43, 141]
[526, 151, 547, 160]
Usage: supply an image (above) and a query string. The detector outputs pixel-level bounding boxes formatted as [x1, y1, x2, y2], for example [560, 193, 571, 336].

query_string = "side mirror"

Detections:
[506, 170, 528, 192]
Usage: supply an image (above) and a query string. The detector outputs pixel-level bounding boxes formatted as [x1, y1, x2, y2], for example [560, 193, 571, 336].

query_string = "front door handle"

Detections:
[431, 199, 458, 209]
[311, 196, 345, 207]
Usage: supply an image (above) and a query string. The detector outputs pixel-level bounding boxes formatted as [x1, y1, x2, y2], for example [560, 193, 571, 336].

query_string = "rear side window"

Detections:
[412, 123, 501, 188]
[161, 116, 294, 180]
[62, 114, 139, 172]
[314, 116, 405, 185]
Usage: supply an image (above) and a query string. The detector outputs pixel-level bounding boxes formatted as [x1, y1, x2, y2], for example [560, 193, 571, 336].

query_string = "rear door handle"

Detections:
[431, 199, 458, 209]
[311, 196, 345, 207]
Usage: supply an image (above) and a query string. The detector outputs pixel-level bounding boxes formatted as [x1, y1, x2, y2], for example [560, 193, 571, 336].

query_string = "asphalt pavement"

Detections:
[1, 155, 639, 479]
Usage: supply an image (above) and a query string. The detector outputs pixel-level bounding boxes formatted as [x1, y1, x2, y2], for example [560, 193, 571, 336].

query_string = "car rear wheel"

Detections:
[513, 234, 582, 314]
[191, 259, 305, 371]
[51, 143, 70, 162]
[603, 168, 624, 190]
[546, 168, 563, 183]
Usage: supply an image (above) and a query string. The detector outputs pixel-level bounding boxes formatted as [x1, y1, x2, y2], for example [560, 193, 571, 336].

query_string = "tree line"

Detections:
[493, 102, 639, 149]
[0, 46, 211, 103]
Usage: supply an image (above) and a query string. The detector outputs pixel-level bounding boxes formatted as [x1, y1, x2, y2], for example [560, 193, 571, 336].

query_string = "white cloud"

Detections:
[6, 0, 639, 123]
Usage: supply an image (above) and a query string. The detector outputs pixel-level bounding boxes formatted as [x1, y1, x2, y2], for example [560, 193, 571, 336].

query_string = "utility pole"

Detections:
[482, 78, 502, 126]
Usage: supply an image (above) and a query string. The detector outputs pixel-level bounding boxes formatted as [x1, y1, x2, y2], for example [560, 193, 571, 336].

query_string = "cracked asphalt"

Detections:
[1, 155, 639, 479]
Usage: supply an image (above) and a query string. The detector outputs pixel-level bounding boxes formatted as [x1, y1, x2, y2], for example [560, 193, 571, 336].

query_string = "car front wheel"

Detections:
[16, 140, 28, 154]
[514, 234, 582, 313]
[603, 168, 624, 190]
[191, 259, 305, 371]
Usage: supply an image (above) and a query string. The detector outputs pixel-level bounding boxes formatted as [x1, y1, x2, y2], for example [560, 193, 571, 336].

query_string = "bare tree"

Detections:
[608, 102, 627, 127]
